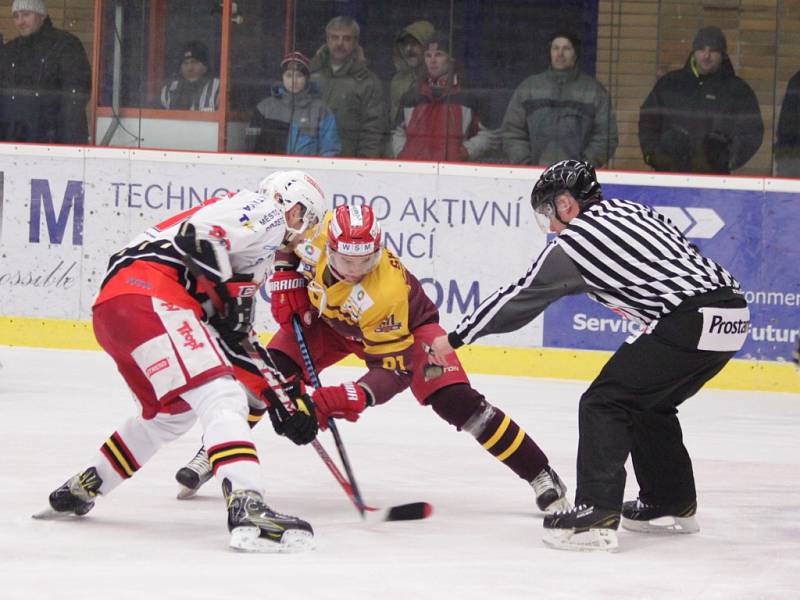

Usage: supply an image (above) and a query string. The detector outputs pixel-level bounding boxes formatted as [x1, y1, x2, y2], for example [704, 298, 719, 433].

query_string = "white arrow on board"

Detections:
[653, 206, 725, 239]
[684, 207, 725, 238]
[654, 206, 692, 233]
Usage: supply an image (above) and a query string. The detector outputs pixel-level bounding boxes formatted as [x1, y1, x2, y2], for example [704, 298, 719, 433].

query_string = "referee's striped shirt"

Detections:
[451, 198, 741, 347]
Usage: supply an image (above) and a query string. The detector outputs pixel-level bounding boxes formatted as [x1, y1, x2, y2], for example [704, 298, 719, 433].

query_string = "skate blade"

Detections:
[176, 485, 199, 500]
[621, 515, 699, 534]
[542, 527, 619, 552]
[229, 527, 315, 553]
[32, 506, 78, 520]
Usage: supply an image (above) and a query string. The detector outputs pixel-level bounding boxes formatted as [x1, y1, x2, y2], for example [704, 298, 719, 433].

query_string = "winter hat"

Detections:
[394, 20, 434, 45]
[11, 0, 47, 15]
[280, 51, 311, 77]
[180, 41, 210, 68]
[425, 31, 451, 55]
[692, 26, 727, 53]
[548, 30, 582, 57]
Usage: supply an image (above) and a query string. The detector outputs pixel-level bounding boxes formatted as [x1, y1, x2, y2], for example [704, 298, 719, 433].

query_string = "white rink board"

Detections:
[2, 146, 799, 352]
[0, 148, 547, 346]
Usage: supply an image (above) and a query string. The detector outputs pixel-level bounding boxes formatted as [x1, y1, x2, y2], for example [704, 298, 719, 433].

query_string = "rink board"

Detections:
[0, 146, 798, 392]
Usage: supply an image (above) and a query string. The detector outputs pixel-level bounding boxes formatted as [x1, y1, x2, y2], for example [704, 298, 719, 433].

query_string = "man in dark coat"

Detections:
[638, 26, 763, 174]
[0, 0, 91, 144]
[775, 69, 800, 177]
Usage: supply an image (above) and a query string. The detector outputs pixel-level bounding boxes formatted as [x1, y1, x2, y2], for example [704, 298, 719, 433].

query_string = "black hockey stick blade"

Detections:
[366, 502, 433, 523]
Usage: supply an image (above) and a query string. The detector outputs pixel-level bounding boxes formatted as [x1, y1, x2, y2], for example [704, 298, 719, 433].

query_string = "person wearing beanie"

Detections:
[160, 41, 220, 111]
[308, 16, 386, 158]
[502, 30, 618, 167]
[392, 31, 496, 162]
[247, 51, 340, 157]
[0, 0, 91, 143]
[639, 25, 763, 174]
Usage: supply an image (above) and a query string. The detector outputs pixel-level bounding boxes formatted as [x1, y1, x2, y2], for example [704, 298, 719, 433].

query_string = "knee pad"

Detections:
[182, 376, 249, 430]
[145, 411, 197, 445]
[428, 384, 491, 432]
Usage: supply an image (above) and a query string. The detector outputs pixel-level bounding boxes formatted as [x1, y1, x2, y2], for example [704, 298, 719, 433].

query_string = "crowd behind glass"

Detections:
[1, 0, 799, 177]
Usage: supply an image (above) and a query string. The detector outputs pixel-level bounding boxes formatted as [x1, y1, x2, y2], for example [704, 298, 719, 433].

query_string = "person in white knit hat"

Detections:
[0, 0, 91, 144]
[11, 0, 48, 36]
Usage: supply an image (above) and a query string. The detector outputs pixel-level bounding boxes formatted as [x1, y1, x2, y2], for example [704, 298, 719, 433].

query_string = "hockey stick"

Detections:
[291, 315, 432, 523]
[179, 255, 378, 512]
[291, 315, 367, 517]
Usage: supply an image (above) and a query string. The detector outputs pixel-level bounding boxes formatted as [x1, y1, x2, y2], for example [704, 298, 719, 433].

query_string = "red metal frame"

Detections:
[217, 0, 232, 151]
[146, 0, 168, 107]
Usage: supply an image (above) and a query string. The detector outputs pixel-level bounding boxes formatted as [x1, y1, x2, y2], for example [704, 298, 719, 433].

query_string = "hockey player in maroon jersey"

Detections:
[35, 170, 325, 553]
[177, 203, 570, 515]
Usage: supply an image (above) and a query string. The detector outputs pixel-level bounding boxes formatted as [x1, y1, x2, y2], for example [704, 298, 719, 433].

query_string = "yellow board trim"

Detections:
[482, 414, 511, 450]
[1, 316, 798, 393]
[496, 428, 526, 462]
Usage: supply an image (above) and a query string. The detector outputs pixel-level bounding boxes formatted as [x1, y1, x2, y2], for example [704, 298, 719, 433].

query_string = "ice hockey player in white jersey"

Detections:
[430, 159, 750, 552]
[34, 170, 326, 553]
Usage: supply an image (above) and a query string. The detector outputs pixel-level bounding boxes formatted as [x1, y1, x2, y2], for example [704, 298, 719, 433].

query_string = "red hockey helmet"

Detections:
[327, 204, 382, 283]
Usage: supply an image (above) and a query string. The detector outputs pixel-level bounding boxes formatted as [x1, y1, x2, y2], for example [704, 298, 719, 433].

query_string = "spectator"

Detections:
[160, 41, 220, 111]
[309, 16, 386, 158]
[502, 30, 618, 167]
[0, 0, 91, 144]
[775, 69, 800, 177]
[246, 51, 340, 157]
[389, 20, 434, 126]
[638, 26, 763, 174]
[392, 31, 495, 162]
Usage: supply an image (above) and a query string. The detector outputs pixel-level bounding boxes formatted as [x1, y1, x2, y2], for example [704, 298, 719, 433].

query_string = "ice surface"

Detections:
[1, 346, 798, 599]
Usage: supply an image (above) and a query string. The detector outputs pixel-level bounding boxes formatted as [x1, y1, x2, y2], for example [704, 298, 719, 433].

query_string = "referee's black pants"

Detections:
[574, 310, 739, 512]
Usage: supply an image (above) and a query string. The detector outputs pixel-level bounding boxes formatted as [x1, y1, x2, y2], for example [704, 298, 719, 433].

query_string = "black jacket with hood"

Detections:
[0, 17, 91, 144]
[638, 54, 763, 174]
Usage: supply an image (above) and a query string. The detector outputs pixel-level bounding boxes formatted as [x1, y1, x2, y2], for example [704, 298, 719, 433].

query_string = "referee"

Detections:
[430, 159, 750, 552]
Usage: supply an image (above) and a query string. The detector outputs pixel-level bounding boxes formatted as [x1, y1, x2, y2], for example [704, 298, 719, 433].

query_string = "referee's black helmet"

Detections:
[530, 159, 603, 212]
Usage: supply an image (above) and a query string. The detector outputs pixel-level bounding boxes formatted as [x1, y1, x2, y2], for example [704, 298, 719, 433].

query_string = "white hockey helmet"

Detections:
[257, 170, 327, 242]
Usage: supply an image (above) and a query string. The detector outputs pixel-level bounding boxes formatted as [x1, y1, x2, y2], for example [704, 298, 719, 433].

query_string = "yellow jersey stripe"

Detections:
[482, 415, 510, 450]
[209, 447, 259, 464]
[107, 440, 135, 477]
[496, 428, 526, 462]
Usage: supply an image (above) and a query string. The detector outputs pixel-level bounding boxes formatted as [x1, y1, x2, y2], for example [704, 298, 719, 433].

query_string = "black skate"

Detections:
[175, 446, 212, 499]
[531, 465, 571, 513]
[621, 498, 699, 534]
[224, 480, 314, 553]
[542, 504, 620, 552]
[33, 467, 103, 520]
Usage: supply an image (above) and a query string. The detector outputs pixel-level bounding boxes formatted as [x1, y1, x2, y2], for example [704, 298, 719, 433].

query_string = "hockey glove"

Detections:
[208, 275, 258, 345]
[269, 270, 313, 327]
[312, 382, 369, 431]
[264, 376, 319, 445]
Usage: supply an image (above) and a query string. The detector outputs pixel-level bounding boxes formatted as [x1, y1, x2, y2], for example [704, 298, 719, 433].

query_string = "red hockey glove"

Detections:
[209, 275, 258, 345]
[312, 382, 368, 430]
[269, 271, 313, 327]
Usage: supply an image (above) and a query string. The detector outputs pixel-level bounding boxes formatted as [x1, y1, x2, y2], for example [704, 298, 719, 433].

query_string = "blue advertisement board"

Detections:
[542, 184, 800, 361]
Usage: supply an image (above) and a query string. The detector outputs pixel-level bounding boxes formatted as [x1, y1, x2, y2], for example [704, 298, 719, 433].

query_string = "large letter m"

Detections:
[29, 179, 84, 245]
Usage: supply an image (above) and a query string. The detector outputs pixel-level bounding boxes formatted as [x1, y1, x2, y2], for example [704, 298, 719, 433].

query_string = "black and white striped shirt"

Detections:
[451, 198, 741, 346]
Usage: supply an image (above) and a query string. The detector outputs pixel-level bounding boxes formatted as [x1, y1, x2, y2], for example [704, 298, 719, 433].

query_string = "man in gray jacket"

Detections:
[501, 31, 618, 167]
[309, 16, 387, 158]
